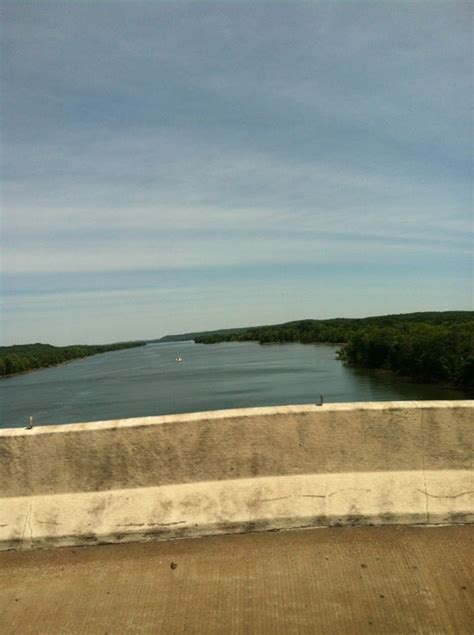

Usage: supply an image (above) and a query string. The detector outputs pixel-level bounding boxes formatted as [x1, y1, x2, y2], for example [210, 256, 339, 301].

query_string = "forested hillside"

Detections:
[193, 312, 474, 391]
[156, 326, 252, 343]
[0, 341, 146, 377]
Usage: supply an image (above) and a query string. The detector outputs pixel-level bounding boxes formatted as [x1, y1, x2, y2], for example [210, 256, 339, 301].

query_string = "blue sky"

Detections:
[1, 1, 472, 345]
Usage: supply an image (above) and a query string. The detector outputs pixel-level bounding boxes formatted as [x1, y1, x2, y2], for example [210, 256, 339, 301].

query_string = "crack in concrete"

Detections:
[27, 505, 33, 541]
[420, 409, 430, 525]
[148, 521, 186, 527]
[37, 520, 59, 525]
[118, 521, 186, 528]
[261, 488, 372, 503]
[261, 496, 293, 502]
[22, 503, 33, 543]
[417, 489, 474, 499]
[306, 488, 372, 499]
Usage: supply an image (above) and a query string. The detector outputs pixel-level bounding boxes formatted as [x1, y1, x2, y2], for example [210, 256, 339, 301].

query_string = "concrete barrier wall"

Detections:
[0, 401, 472, 550]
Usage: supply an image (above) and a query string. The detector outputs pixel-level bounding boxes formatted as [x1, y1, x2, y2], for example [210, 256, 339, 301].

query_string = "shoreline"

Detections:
[0, 351, 119, 381]
[2, 340, 471, 398]
[197, 339, 472, 397]
[0, 343, 147, 381]
[349, 364, 472, 398]
[0, 358, 84, 380]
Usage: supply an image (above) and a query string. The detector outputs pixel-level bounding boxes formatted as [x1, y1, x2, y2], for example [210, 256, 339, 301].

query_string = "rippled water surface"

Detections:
[0, 341, 465, 428]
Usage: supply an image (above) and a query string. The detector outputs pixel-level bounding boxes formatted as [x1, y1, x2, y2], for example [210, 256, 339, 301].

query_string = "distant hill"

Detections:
[155, 326, 261, 343]
[158, 312, 473, 344]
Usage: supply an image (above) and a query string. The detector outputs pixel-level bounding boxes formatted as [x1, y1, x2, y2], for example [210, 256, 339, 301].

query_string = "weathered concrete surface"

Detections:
[1, 401, 472, 549]
[0, 526, 473, 634]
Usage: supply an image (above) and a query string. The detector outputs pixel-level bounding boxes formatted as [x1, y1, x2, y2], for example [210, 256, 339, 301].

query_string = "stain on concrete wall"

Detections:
[1, 403, 472, 498]
[0, 402, 472, 550]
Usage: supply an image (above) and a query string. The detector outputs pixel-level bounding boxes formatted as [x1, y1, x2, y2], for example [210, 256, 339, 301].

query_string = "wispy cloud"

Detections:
[1, 1, 471, 343]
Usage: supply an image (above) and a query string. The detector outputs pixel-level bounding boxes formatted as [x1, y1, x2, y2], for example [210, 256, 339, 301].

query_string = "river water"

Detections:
[0, 341, 466, 428]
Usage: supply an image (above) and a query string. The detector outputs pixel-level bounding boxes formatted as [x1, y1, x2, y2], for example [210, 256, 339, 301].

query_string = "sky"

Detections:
[1, 1, 472, 345]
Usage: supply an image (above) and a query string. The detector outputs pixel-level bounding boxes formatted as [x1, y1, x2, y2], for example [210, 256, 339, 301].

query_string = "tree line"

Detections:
[0, 341, 146, 377]
[194, 312, 473, 391]
[339, 322, 473, 390]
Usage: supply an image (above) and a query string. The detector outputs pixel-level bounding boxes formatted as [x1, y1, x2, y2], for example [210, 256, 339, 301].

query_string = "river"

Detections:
[0, 341, 466, 428]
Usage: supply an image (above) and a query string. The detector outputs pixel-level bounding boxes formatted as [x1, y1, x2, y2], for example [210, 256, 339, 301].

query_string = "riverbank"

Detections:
[0, 357, 85, 380]
[189, 312, 474, 392]
[341, 363, 472, 398]
[0, 341, 146, 379]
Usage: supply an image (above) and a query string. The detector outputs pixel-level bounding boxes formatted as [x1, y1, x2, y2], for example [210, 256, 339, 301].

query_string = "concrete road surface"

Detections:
[0, 525, 472, 634]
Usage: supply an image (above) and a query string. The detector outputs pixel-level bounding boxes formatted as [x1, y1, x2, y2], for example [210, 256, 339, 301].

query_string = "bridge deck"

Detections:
[1, 525, 472, 634]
